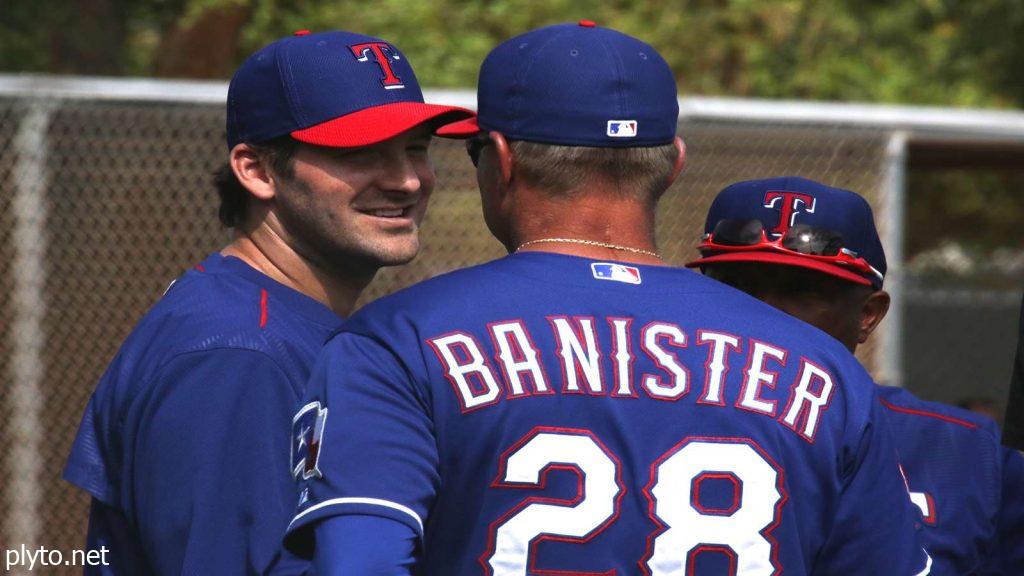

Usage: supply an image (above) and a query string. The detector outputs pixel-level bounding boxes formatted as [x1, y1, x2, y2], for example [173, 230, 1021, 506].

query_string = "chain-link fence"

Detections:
[0, 78, 1021, 570]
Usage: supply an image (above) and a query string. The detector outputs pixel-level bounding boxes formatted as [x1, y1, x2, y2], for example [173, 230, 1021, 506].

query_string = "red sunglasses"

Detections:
[699, 219, 884, 283]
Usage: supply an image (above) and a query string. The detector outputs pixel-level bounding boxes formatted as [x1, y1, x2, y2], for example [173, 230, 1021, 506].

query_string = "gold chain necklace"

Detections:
[515, 237, 661, 259]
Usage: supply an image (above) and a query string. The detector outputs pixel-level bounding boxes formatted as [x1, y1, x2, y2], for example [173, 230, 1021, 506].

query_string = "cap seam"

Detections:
[598, 33, 627, 119]
[513, 27, 575, 135]
[226, 70, 241, 147]
[277, 37, 307, 128]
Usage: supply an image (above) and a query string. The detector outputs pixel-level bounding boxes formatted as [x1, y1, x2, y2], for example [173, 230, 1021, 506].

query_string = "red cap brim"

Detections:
[291, 102, 475, 147]
[685, 251, 873, 287]
[435, 116, 480, 138]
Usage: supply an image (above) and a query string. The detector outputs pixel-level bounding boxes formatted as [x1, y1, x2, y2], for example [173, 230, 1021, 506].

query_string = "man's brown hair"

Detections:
[509, 140, 678, 201]
[213, 136, 298, 228]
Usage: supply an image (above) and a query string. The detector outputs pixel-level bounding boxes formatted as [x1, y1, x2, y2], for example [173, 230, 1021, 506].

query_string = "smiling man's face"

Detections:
[271, 124, 437, 272]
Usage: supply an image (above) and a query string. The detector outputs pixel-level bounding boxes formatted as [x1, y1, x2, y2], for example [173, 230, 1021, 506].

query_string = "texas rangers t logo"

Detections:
[349, 42, 405, 89]
[763, 190, 816, 236]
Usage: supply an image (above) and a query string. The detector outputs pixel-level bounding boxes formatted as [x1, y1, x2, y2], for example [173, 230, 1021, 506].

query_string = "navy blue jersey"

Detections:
[64, 253, 342, 575]
[876, 385, 1006, 574]
[286, 253, 928, 575]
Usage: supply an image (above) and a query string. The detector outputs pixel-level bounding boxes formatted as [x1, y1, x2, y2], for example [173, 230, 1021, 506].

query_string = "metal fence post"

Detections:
[881, 131, 908, 387]
[6, 99, 52, 564]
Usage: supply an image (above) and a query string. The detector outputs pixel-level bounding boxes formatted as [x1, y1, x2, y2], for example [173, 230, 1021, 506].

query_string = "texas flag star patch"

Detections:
[291, 401, 328, 480]
[591, 262, 642, 284]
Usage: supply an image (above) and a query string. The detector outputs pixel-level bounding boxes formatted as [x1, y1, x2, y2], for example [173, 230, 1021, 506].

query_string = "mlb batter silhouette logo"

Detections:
[350, 42, 405, 89]
[763, 191, 816, 236]
[606, 120, 638, 137]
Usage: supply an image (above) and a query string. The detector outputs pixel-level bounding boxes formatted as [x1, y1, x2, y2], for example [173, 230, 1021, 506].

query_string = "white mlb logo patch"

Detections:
[607, 120, 638, 138]
[591, 262, 642, 284]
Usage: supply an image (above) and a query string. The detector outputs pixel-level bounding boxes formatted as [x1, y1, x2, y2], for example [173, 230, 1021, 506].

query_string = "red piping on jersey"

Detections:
[879, 398, 978, 429]
[194, 263, 205, 272]
[259, 289, 268, 329]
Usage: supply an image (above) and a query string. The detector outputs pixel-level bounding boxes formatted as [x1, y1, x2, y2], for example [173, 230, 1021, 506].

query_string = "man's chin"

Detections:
[360, 239, 421, 268]
[375, 254, 417, 268]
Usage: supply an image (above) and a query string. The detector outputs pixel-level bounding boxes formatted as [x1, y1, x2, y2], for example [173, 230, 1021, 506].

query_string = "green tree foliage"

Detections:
[2, 0, 1022, 260]
[229, 0, 1023, 108]
[2, 0, 1022, 108]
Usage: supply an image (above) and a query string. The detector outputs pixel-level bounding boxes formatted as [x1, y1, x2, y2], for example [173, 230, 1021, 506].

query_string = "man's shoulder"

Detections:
[342, 256, 870, 389]
[132, 268, 274, 355]
[877, 386, 1003, 568]
[99, 263, 321, 403]
[877, 385, 1002, 479]
[347, 254, 857, 346]
[348, 254, 847, 334]
[65, 264, 303, 505]
[877, 385, 999, 441]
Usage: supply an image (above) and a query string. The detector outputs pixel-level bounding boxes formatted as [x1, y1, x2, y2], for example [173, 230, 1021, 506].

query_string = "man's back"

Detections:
[288, 252, 926, 574]
[877, 385, 1010, 574]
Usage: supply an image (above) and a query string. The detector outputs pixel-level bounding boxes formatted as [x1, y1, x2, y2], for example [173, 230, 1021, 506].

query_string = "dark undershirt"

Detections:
[1003, 292, 1024, 449]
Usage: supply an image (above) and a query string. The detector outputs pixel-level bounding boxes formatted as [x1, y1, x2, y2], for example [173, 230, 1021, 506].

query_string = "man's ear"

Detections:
[230, 143, 276, 201]
[859, 289, 891, 344]
[490, 131, 514, 186]
[668, 136, 686, 186]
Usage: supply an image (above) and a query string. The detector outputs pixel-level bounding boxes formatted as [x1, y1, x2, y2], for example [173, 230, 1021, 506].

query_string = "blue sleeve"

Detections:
[996, 447, 1024, 574]
[64, 357, 126, 507]
[313, 515, 417, 575]
[132, 349, 309, 575]
[815, 393, 931, 575]
[83, 498, 150, 575]
[285, 332, 437, 559]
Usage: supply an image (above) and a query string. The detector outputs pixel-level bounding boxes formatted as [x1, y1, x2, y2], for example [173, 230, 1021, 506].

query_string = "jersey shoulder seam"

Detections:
[879, 396, 997, 439]
[145, 345, 300, 404]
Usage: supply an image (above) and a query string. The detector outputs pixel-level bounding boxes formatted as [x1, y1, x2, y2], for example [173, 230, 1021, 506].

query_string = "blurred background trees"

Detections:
[4, 0, 1023, 106]
[4, 0, 1019, 105]
[2, 0, 1022, 267]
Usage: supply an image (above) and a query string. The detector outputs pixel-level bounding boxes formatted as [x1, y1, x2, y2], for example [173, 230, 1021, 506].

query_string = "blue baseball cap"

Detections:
[686, 176, 887, 289]
[438, 21, 679, 147]
[226, 30, 474, 150]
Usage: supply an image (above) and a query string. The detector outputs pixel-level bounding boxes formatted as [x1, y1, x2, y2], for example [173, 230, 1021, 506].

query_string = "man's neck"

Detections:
[510, 191, 663, 265]
[222, 227, 373, 318]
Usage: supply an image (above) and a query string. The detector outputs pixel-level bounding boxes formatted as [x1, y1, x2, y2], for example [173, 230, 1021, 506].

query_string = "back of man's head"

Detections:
[705, 261, 872, 305]
[508, 140, 679, 201]
[689, 177, 890, 351]
[442, 22, 682, 202]
[688, 176, 887, 290]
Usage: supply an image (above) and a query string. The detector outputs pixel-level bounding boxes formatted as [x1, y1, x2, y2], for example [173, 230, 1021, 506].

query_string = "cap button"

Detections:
[293, 29, 311, 36]
[578, 19, 596, 28]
